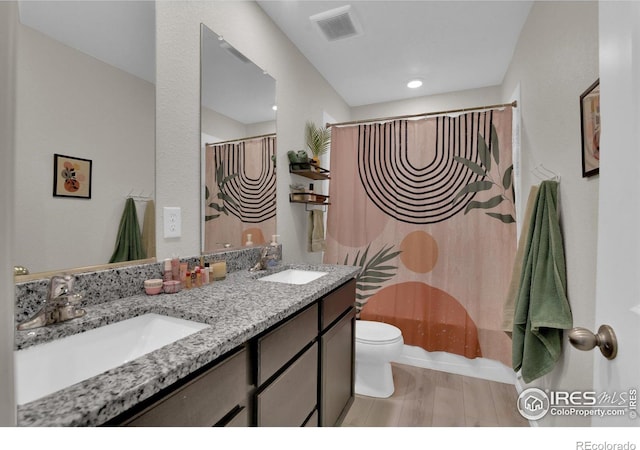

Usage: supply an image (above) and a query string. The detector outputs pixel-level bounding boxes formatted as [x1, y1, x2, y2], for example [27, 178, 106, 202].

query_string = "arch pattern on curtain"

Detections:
[358, 112, 497, 224]
[204, 135, 276, 250]
[324, 108, 516, 366]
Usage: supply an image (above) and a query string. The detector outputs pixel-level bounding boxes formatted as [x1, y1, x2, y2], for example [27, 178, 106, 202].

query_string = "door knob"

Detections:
[568, 325, 617, 360]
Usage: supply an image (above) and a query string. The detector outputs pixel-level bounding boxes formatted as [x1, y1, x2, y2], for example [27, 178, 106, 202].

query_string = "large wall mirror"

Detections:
[200, 24, 277, 252]
[14, 1, 156, 276]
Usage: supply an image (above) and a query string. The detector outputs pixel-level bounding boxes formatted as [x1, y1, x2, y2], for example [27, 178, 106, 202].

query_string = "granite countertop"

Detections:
[16, 263, 359, 427]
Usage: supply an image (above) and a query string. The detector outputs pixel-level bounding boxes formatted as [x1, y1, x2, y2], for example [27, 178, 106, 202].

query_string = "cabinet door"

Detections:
[256, 343, 318, 427]
[122, 346, 248, 427]
[320, 309, 355, 426]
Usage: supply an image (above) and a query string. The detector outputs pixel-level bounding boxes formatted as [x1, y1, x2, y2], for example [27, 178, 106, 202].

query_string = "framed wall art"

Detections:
[580, 79, 600, 178]
[53, 153, 92, 199]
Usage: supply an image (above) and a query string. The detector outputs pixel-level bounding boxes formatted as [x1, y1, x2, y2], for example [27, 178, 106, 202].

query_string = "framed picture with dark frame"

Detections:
[580, 79, 600, 178]
[53, 153, 92, 199]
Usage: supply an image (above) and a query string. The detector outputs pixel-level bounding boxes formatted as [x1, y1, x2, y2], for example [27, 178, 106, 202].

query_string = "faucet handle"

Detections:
[48, 274, 75, 299]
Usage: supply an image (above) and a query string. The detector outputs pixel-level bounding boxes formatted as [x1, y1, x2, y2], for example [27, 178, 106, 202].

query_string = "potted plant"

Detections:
[305, 120, 331, 166]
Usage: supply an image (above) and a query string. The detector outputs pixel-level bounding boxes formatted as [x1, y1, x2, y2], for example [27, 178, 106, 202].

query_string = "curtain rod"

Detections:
[325, 101, 517, 128]
[205, 132, 276, 146]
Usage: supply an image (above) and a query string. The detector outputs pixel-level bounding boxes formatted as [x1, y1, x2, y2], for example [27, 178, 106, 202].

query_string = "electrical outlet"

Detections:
[163, 207, 181, 238]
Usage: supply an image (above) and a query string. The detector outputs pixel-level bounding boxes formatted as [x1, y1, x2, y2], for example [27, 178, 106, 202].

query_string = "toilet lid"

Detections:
[356, 320, 402, 344]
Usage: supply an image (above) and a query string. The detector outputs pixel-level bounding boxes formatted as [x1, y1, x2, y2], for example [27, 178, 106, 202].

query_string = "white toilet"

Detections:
[355, 320, 404, 398]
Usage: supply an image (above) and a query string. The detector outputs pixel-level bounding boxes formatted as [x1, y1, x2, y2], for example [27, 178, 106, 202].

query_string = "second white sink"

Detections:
[14, 313, 209, 405]
[259, 269, 328, 285]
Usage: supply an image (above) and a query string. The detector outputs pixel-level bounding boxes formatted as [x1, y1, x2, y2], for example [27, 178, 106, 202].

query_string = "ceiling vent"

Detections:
[310, 5, 362, 42]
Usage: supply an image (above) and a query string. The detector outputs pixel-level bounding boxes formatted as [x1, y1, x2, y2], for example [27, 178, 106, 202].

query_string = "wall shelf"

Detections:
[289, 193, 330, 206]
[289, 163, 330, 180]
[289, 162, 330, 212]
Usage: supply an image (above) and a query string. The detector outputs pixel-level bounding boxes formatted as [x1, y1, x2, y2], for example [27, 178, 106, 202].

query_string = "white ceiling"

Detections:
[17, 0, 534, 118]
[257, 0, 533, 107]
[201, 25, 276, 125]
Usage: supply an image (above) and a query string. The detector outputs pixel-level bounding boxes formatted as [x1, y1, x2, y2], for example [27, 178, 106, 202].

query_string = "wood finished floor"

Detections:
[341, 362, 529, 427]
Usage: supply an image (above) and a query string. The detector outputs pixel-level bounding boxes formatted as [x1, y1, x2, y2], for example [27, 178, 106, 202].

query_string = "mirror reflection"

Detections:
[200, 24, 277, 251]
[14, 1, 156, 275]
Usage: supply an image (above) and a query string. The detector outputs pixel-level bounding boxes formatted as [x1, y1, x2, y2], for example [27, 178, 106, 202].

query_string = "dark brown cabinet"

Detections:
[109, 279, 355, 427]
[252, 279, 355, 427]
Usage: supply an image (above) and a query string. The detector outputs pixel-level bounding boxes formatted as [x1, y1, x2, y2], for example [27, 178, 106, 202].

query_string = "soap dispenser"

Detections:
[266, 235, 281, 268]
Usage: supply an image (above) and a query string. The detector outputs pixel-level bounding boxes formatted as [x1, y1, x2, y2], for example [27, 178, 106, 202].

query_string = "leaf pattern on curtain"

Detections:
[342, 243, 402, 316]
[454, 123, 515, 224]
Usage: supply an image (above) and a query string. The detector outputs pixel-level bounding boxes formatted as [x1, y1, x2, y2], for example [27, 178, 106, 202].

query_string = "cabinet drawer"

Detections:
[321, 278, 356, 330]
[257, 303, 318, 384]
[256, 343, 318, 427]
[124, 347, 248, 427]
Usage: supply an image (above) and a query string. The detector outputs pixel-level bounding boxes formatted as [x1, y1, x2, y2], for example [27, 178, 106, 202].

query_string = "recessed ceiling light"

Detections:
[272, 105, 278, 111]
[407, 79, 423, 89]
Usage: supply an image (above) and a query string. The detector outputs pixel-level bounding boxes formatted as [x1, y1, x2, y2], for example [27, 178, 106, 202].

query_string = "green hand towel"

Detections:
[512, 181, 572, 383]
[109, 198, 145, 263]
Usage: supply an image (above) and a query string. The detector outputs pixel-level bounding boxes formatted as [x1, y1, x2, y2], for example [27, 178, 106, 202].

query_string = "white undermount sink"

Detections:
[258, 268, 328, 285]
[14, 313, 209, 405]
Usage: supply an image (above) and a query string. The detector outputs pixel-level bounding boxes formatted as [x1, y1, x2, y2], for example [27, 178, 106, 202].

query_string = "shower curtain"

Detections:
[204, 135, 276, 251]
[323, 109, 516, 366]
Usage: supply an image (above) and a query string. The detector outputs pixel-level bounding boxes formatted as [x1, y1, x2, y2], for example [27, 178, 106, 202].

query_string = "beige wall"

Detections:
[155, 0, 350, 264]
[0, 0, 17, 427]
[15, 25, 155, 273]
[501, 1, 599, 426]
[201, 106, 247, 141]
[351, 85, 503, 122]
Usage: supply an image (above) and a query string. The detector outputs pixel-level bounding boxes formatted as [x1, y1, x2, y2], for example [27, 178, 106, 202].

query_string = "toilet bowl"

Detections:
[355, 320, 404, 398]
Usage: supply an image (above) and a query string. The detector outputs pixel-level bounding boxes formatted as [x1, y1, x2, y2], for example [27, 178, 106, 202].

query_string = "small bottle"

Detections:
[203, 263, 210, 284]
[308, 183, 316, 202]
[191, 269, 197, 288]
[245, 233, 253, 246]
[171, 256, 180, 281]
[195, 267, 202, 287]
[185, 271, 192, 289]
[163, 259, 172, 282]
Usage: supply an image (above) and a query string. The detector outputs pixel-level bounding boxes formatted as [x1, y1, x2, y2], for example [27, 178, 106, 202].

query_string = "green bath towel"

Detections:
[512, 180, 572, 383]
[109, 198, 145, 263]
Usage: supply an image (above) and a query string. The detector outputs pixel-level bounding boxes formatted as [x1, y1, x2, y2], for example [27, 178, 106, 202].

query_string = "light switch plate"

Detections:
[163, 207, 181, 238]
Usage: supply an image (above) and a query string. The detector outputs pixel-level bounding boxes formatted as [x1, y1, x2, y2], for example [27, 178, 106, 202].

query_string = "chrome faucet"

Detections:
[249, 247, 271, 272]
[17, 274, 85, 331]
[249, 245, 281, 272]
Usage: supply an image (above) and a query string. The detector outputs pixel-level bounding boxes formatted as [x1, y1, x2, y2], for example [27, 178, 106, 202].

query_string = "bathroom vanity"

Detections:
[15, 263, 359, 427]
